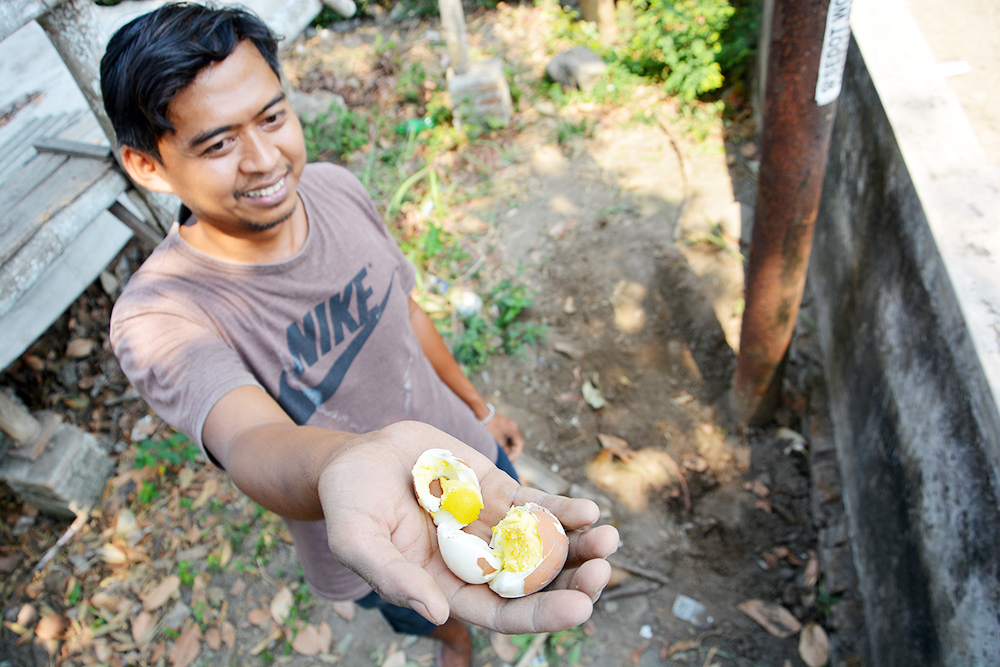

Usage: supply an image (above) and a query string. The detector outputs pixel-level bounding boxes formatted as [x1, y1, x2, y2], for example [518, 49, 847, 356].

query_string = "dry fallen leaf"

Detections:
[89, 593, 118, 612]
[220, 621, 236, 648]
[332, 600, 355, 621]
[192, 478, 220, 509]
[270, 587, 294, 625]
[382, 649, 407, 667]
[737, 600, 802, 639]
[177, 467, 196, 491]
[798, 622, 830, 667]
[804, 550, 820, 589]
[16, 604, 37, 628]
[247, 609, 270, 627]
[99, 543, 128, 565]
[292, 624, 326, 656]
[491, 633, 521, 663]
[168, 622, 202, 667]
[132, 611, 154, 645]
[597, 433, 634, 461]
[66, 338, 97, 358]
[35, 614, 67, 640]
[204, 627, 221, 651]
[143, 576, 181, 612]
[219, 540, 233, 568]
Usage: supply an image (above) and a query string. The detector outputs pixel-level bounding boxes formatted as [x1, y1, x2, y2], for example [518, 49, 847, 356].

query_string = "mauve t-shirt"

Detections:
[111, 162, 497, 600]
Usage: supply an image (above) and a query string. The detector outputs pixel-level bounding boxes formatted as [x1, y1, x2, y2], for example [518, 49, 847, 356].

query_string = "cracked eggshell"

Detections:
[437, 524, 501, 584]
[412, 448, 482, 526]
[488, 503, 569, 598]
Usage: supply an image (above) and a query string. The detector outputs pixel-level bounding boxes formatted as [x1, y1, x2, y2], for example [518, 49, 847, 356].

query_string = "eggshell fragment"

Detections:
[488, 503, 569, 598]
[412, 449, 483, 527]
[436, 524, 501, 584]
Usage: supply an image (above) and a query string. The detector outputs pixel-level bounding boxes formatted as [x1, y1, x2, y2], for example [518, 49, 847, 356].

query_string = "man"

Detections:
[100, 3, 618, 666]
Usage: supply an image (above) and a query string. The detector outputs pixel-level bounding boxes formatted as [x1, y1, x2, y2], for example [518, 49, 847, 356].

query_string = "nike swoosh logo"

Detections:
[277, 274, 394, 423]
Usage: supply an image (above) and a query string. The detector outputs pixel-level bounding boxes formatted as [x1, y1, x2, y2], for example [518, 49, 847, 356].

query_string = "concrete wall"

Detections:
[803, 0, 1000, 664]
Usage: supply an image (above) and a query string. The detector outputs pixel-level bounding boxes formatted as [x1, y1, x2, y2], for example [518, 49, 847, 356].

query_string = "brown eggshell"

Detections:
[521, 505, 569, 594]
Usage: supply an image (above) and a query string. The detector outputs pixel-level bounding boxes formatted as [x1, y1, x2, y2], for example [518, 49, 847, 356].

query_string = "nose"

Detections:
[240, 128, 280, 175]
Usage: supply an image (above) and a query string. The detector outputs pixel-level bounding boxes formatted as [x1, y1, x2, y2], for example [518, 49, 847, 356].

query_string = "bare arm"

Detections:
[407, 297, 525, 460]
[200, 387, 617, 631]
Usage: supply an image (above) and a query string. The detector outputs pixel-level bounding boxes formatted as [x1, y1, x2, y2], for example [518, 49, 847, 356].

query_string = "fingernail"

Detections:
[409, 598, 445, 625]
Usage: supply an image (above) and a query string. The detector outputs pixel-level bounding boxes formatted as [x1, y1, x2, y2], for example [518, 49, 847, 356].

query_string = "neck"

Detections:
[178, 195, 308, 263]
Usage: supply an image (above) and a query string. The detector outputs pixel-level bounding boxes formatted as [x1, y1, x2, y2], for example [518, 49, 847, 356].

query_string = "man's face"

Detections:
[152, 40, 307, 236]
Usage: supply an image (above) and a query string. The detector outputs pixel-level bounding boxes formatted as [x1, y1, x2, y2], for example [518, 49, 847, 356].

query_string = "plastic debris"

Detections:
[672, 594, 713, 628]
[453, 291, 483, 318]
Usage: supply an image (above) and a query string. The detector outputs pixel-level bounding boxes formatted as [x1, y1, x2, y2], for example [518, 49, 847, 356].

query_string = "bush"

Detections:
[619, 0, 736, 101]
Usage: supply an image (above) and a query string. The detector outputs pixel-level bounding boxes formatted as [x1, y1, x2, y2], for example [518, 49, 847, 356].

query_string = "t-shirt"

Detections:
[111, 162, 497, 600]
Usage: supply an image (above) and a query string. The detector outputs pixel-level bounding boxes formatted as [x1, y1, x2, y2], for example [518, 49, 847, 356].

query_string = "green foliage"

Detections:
[303, 107, 369, 163]
[137, 480, 159, 504]
[450, 279, 547, 372]
[177, 560, 196, 587]
[134, 432, 199, 469]
[620, 0, 734, 100]
[509, 627, 588, 665]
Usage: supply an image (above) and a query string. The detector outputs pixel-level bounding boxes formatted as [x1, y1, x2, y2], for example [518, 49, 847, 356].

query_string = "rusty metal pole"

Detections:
[731, 0, 852, 424]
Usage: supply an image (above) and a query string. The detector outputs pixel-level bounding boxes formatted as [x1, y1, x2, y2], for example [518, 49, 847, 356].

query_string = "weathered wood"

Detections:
[0, 211, 131, 371]
[33, 137, 112, 160]
[0, 0, 62, 42]
[109, 200, 164, 246]
[0, 113, 81, 181]
[0, 168, 128, 318]
[437, 0, 470, 75]
[0, 152, 68, 218]
[1, 155, 114, 262]
[36, 0, 175, 233]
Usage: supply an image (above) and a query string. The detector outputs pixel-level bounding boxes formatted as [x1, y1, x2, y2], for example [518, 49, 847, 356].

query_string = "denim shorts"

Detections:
[359, 444, 519, 635]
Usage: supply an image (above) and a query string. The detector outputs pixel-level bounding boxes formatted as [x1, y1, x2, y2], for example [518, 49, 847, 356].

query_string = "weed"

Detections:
[64, 580, 82, 607]
[134, 431, 199, 470]
[449, 279, 547, 372]
[303, 107, 369, 163]
[555, 118, 595, 145]
[137, 480, 158, 504]
[177, 560, 196, 587]
[509, 627, 588, 666]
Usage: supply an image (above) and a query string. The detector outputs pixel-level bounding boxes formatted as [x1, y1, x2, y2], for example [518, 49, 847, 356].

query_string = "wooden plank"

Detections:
[0, 168, 127, 318]
[33, 137, 111, 160]
[0, 152, 68, 217]
[0, 0, 62, 42]
[0, 211, 131, 371]
[0, 155, 114, 262]
[0, 112, 83, 181]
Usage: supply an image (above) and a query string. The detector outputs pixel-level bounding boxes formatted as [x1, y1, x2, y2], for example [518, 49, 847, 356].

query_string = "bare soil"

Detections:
[1, 4, 840, 666]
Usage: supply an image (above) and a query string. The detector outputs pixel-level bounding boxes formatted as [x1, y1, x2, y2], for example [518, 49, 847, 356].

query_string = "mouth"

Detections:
[242, 176, 286, 199]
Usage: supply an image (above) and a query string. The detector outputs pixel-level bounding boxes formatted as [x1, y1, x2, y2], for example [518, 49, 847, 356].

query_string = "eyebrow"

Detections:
[186, 92, 288, 150]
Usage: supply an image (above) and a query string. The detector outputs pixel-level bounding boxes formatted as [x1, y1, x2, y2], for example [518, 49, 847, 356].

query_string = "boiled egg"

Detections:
[488, 503, 568, 598]
[412, 448, 484, 527]
[411, 449, 570, 599]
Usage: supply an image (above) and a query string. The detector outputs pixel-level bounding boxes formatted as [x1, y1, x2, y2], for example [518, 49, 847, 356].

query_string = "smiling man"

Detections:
[100, 3, 617, 666]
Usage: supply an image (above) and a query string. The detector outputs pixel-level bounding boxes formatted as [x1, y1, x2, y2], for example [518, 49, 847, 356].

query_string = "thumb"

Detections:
[339, 534, 451, 625]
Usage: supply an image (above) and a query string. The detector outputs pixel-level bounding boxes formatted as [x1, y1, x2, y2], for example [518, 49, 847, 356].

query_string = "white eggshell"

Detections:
[437, 524, 501, 584]
[412, 448, 481, 526]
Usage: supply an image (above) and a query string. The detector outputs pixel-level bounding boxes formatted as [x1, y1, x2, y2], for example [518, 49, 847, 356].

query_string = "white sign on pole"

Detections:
[815, 0, 853, 106]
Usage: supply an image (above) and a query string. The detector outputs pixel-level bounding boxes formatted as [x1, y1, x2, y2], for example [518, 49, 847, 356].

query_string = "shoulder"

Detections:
[299, 162, 365, 195]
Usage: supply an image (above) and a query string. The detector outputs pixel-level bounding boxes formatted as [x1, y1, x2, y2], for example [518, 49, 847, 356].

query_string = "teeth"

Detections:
[244, 178, 284, 198]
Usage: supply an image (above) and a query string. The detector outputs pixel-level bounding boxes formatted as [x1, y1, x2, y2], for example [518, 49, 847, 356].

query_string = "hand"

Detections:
[485, 412, 525, 462]
[317, 421, 619, 634]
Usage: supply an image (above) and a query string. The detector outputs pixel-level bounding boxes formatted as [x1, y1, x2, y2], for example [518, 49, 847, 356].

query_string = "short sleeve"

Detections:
[110, 292, 262, 459]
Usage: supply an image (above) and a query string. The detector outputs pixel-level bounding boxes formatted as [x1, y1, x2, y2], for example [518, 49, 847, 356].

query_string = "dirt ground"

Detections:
[1, 3, 844, 666]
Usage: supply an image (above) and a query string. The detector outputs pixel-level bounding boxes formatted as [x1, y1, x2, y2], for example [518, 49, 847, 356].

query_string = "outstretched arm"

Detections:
[202, 386, 618, 631]
[407, 297, 524, 460]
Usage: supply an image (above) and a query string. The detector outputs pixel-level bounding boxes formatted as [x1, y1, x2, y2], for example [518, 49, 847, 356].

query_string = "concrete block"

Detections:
[447, 59, 513, 129]
[0, 421, 113, 518]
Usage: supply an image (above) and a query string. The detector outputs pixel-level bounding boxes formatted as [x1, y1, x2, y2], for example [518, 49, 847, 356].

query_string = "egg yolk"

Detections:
[492, 506, 542, 572]
[440, 479, 484, 524]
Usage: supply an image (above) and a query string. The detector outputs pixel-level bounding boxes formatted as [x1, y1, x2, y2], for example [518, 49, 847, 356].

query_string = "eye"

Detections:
[262, 110, 285, 128]
[202, 137, 234, 156]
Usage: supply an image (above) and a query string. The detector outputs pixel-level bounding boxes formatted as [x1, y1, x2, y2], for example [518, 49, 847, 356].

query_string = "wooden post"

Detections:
[437, 0, 470, 75]
[37, 0, 174, 236]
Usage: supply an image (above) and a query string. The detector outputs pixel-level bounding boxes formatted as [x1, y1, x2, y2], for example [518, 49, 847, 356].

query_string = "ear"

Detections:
[120, 146, 175, 194]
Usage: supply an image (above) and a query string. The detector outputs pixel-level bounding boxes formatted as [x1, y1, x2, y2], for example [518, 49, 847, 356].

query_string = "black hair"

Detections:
[100, 2, 282, 160]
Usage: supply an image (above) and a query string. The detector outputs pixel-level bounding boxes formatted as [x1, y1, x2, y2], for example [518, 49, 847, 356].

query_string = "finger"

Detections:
[564, 524, 620, 569]
[334, 528, 450, 626]
[447, 580, 596, 634]
[547, 557, 613, 603]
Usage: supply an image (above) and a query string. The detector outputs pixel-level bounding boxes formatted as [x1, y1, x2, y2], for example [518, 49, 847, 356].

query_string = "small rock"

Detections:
[161, 601, 191, 631]
[546, 46, 608, 92]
